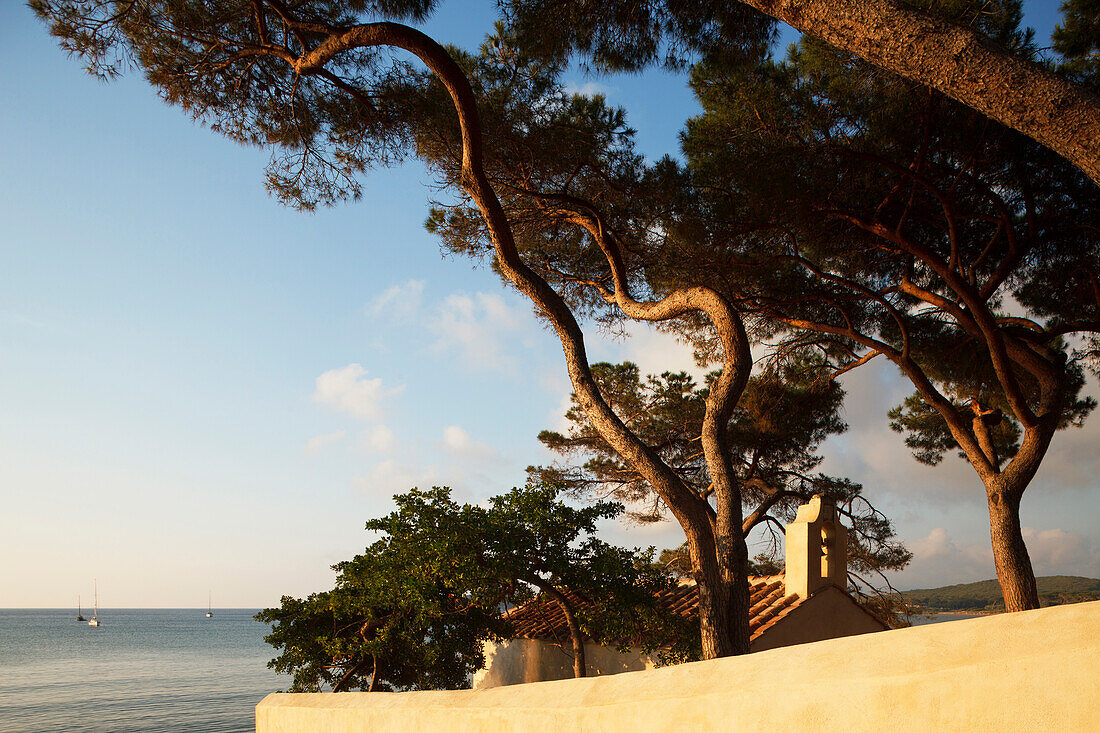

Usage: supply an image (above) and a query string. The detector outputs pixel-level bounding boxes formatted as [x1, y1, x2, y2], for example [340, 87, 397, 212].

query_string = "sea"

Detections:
[0, 607, 990, 731]
[908, 612, 987, 625]
[0, 609, 281, 733]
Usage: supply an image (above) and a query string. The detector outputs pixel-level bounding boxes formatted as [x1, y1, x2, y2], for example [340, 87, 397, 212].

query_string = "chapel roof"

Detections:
[504, 575, 805, 644]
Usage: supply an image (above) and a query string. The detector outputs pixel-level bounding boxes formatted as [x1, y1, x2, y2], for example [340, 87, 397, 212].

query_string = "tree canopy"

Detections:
[532, 360, 912, 618]
[257, 484, 692, 691]
[34, 0, 769, 658]
[33, 0, 1097, 643]
[666, 25, 1099, 609]
[503, 0, 1100, 185]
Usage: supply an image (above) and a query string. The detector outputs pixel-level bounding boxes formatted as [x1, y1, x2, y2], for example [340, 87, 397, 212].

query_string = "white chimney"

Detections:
[785, 495, 848, 599]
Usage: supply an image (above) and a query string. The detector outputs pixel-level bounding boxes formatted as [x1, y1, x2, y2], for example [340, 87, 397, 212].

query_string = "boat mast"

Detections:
[87, 579, 100, 626]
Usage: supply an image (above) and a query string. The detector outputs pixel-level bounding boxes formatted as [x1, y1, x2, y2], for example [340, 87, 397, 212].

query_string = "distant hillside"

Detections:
[902, 576, 1100, 613]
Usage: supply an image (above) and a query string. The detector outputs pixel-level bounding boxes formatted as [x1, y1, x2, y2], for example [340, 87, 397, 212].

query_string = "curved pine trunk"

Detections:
[741, 0, 1100, 185]
[297, 21, 755, 662]
[980, 419, 1058, 612]
[987, 491, 1041, 611]
[689, 537, 732, 659]
[687, 531, 752, 658]
[725, 537, 753, 655]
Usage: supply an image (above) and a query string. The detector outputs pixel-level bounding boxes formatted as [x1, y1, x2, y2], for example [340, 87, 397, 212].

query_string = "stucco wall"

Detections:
[749, 585, 885, 653]
[472, 638, 655, 689]
[257, 600, 1100, 733]
[473, 584, 884, 688]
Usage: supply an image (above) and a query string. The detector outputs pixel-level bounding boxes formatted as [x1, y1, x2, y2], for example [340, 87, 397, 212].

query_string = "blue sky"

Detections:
[2, 0, 1096, 608]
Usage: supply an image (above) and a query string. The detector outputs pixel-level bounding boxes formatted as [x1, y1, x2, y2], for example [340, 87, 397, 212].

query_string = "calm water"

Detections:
[0, 609, 281, 733]
[908, 612, 987, 625]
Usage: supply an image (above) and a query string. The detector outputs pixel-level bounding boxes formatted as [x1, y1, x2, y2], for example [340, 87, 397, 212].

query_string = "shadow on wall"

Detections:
[474, 638, 655, 689]
[257, 601, 1100, 732]
[473, 495, 887, 689]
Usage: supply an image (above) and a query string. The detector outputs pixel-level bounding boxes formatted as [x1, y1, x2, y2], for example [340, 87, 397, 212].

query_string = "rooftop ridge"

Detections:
[504, 574, 805, 644]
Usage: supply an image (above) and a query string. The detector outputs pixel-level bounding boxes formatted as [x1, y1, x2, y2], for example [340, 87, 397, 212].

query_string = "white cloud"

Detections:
[361, 425, 396, 454]
[894, 525, 1100, 590]
[1028, 376, 1100, 494]
[443, 425, 470, 450]
[596, 513, 685, 551]
[1021, 527, 1100, 577]
[546, 390, 575, 436]
[313, 363, 403, 421]
[893, 528, 995, 589]
[0, 310, 47, 329]
[351, 460, 441, 496]
[563, 80, 613, 98]
[442, 425, 498, 460]
[428, 292, 529, 373]
[817, 359, 987, 507]
[911, 527, 991, 565]
[589, 321, 704, 383]
[620, 323, 703, 379]
[303, 430, 347, 455]
[365, 279, 424, 322]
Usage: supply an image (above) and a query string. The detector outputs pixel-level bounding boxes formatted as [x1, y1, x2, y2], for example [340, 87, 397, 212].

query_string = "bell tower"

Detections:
[784, 495, 848, 599]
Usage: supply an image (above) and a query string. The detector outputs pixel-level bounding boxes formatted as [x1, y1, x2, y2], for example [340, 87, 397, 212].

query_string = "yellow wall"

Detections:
[472, 638, 657, 689]
[473, 584, 885, 688]
[750, 585, 885, 653]
[257, 600, 1100, 733]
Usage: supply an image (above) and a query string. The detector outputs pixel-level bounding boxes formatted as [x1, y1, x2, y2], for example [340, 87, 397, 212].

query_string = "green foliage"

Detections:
[660, 544, 781, 578]
[504, 0, 776, 72]
[534, 360, 848, 520]
[533, 359, 912, 598]
[503, 0, 1042, 74]
[256, 486, 505, 692]
[257, 484, 690, 691]
[889, 394, 1012, 467]
[1054, 0, 1100, 88]
[902, 576, 1100, 612]
[673, 7, 1100, 477]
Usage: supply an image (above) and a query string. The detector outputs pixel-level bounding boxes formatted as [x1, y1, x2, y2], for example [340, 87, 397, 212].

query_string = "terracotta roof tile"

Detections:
[504, 574, 804, 644]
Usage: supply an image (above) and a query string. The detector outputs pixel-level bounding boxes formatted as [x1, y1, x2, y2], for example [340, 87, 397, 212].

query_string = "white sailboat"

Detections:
[205, 591, 214, 618]
[88, 579, 100, 627]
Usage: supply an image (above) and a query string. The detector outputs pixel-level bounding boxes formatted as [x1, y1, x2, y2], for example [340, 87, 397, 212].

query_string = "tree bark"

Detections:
[723, 532, 753, 654]
[332, 656, 369, 693]
[683, 528, 732, 659]
[742, 0, 1100, 185]
[987, 488, 1040, 611]
[553, 196, 757, 658]
[182, 16, 751, 660]
[328, 25, 750, 659]
[531, 580, 586, 678]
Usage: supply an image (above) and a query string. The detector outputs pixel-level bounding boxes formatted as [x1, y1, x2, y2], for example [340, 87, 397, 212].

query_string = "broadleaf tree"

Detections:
[34, 0, 1090, 653]
[34, 0, 780, 658]
[257, 484, 692, 691]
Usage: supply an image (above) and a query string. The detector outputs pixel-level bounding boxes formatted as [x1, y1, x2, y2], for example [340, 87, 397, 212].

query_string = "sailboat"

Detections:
[205, 591, 214, 618]
[88, 579, 100, 627]
[76, 596, 85, 622]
